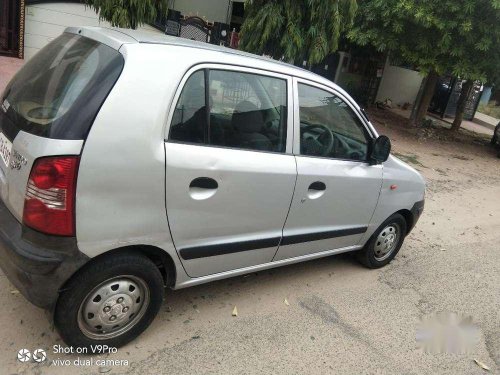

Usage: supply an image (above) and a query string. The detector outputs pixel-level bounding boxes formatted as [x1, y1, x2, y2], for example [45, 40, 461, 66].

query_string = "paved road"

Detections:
[1, 127, 499, 374]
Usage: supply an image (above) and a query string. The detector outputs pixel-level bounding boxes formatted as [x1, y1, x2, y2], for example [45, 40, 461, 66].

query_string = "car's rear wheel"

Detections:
[357, 213, 407, 268]
[54, 252, 164, 351]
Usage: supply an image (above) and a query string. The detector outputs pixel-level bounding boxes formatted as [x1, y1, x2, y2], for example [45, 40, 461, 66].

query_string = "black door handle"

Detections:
[190, 177, 218, 190]
[308, 181, 326, 191]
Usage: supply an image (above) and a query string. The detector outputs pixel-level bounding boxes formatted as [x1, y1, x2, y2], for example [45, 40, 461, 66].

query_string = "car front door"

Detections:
[165, 66, 296, 277]
[274, 78, 383, 261]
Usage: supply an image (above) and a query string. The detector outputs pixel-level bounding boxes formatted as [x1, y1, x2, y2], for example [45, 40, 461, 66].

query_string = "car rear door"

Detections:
[274, 78, 383, 261]
[165, 65, 296, 278]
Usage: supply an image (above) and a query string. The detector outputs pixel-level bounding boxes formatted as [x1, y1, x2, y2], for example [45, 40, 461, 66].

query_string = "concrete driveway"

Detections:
[1, 120, 499, 374]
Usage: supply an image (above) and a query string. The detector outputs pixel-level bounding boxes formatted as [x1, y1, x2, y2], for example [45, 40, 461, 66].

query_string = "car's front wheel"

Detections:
[492, 124, 500, 145]
[357, 213, 407, 268]
[54, 252, 164, 351]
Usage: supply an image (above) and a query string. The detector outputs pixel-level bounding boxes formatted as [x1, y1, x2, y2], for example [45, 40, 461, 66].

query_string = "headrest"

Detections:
[232, 100, 264, 133]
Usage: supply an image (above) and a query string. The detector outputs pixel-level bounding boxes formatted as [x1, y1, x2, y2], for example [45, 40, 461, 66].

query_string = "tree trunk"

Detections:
[451, 79, 474, 132]
[410, 70, 439, 127]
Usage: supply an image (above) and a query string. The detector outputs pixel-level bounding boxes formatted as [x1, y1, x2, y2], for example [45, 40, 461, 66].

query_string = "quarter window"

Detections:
[169, 69, 288, 153]
[170, 70, 206, 144]
[298, 83, 369, 161]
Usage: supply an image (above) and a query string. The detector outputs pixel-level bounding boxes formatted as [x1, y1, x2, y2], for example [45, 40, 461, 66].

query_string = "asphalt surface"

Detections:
[1, 127, 499, 374]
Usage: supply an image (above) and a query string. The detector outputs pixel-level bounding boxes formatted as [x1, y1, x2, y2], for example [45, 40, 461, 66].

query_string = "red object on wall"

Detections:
[230, 31, 239, 49]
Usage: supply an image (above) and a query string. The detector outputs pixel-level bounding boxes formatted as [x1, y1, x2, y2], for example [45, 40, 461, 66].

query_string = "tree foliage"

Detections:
[239, 0, 357, 65]
[349, 0, 500, 127]
[350, 0, 500, 80]
[84, 0, 167, 29]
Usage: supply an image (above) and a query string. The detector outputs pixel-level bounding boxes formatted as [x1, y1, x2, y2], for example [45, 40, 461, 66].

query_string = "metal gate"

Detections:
[430, 76, 483, 121]
[0, 0, 23, 58]
[179, 16, 210, 43]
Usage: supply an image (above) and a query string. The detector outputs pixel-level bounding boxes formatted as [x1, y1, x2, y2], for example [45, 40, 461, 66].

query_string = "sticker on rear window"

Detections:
[1, 99, 10, 113]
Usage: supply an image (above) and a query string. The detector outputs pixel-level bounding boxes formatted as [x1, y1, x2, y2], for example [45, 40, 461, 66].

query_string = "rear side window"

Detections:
[170, 69, 288, 153]
[0, 33, 124, 140]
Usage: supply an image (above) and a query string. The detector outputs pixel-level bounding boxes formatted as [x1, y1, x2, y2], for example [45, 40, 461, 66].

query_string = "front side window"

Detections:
[169, 69, 287, 153]
[298, 83, 369, 161]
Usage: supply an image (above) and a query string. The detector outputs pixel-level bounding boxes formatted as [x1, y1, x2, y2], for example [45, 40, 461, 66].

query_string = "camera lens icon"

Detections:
[17, 349, 31, 362]
[33, 349, 47, 363]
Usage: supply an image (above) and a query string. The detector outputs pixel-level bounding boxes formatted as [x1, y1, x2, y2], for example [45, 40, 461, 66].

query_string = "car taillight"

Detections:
[23, 156, 79, 236]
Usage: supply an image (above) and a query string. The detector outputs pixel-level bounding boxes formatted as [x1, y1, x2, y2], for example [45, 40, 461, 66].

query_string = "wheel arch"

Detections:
[395, 209, 414, 235]
[60, 245, 177, 294]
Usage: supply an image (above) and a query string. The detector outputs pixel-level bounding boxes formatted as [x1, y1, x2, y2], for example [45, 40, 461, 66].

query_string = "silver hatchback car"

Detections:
[0, 27, 425, 349]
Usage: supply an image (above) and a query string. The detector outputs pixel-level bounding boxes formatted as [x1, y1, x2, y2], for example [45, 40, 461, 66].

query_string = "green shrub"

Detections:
[477, 102, 500, 119]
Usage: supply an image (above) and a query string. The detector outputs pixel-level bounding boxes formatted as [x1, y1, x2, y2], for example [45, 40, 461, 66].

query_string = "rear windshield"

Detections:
[0, 33, 124, 140]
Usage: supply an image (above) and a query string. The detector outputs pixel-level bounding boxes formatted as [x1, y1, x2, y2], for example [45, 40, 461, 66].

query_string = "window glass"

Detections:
[209, 70, 287, 152]
[169, 69, 288, 153]
[298, 83, 369, 161]
[1, 33, 124, 140]
[170, 70, 206, 144]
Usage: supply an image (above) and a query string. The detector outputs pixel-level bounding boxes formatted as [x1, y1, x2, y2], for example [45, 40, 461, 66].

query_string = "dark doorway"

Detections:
[229, 1, 244, 32]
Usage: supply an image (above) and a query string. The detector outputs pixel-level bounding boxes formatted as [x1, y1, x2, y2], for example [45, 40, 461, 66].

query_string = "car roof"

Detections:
[67, 26, 305, 69]
[65, 26, 357, 109]
[113, 27, 296, 66]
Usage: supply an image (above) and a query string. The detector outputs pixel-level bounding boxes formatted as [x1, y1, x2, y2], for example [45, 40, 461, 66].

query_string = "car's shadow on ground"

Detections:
[140, 252, 367, 340]
[168, 251, 361, 298]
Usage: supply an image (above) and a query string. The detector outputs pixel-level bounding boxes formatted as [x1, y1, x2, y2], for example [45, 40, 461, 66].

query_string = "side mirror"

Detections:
[371, 135, 391, 164]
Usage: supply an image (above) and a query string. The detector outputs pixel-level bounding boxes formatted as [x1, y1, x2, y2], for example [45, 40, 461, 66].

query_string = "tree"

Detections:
[349, 0, 500, 129]
[448, 1, 500, 131]
[451, 80, 475, 131]
[239, 0, 357, 66]
[84, 0, 167, 29]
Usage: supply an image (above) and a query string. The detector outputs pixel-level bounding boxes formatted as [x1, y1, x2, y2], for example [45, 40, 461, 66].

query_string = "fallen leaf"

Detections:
[232, 306, 238, 317]
[10, 290, 20, 295]
[284, 298, 290, 306]
[474, 359, 490, 371]
[99, 367, 112, 373]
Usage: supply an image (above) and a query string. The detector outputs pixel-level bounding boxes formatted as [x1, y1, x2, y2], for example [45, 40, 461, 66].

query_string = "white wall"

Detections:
[171, 0, 231, 23]
[376, 57, 424, 105]
[24, 3, 162, 61]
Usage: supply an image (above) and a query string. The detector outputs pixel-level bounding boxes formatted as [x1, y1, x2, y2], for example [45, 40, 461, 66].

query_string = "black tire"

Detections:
[357, 213, 407, 269]
[492, 124, 500, 145]
[54, 252, 164, 351]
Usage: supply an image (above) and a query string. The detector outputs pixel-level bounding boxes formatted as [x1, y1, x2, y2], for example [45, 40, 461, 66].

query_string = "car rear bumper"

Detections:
[0, 199, 88, 310]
